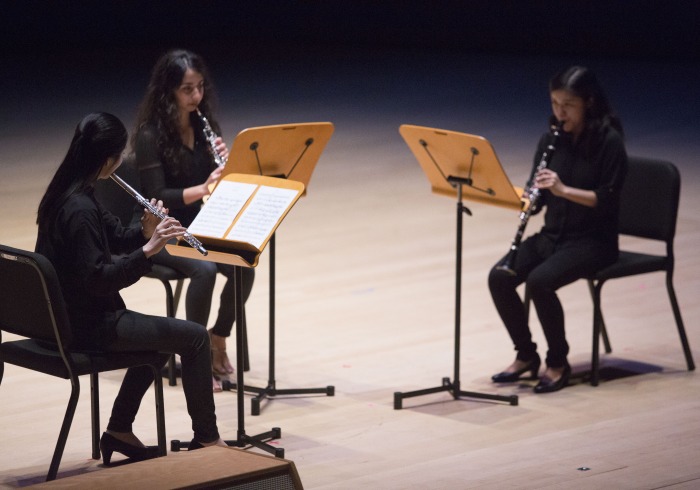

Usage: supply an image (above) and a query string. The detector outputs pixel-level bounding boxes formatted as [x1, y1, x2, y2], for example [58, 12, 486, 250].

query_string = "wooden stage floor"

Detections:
[1, 48, 699, 488]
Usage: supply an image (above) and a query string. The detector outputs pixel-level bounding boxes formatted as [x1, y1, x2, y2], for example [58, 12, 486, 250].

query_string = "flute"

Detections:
[110, 173, 208, 256]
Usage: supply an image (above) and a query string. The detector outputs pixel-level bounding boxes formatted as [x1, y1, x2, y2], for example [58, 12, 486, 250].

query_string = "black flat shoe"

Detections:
[100, 432, 160, 466]
[492, 353, 541, 383]
[533, 364, 571, 394]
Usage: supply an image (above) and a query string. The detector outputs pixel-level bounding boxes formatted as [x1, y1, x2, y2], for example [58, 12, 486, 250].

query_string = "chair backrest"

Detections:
[0, 244, 73, 348]
[618, 156, 680, 243]
[93, 154, 142, 226]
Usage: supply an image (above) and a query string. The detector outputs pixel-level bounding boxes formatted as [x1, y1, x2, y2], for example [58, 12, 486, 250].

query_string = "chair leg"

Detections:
[173, 279, 184, 314]
[588, 280, 612, 353]
[167, 280, 186, 386]
[666, 272, 695, 371]
[150, 365, 167, 457]
[590, 281, 606, 387]
[161, 279, 179, 387]
[90, 374, 100, 460]
[47, 377, 80, 481]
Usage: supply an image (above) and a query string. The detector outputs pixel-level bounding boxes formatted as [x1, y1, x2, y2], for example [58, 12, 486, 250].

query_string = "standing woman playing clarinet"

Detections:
[489, 66, 628, 393]
[36, 113, 226, 464]
[132, 49, 255, 391]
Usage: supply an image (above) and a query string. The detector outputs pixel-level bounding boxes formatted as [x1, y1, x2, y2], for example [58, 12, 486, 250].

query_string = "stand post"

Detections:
[454, 185, 464, 392]
[394, 182, 518, 409]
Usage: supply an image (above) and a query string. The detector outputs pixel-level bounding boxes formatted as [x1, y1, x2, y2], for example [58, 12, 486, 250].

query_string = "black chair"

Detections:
[0, 244, 167, 481]
[93, 159, 186, 386]
[525, 156, 695, 385]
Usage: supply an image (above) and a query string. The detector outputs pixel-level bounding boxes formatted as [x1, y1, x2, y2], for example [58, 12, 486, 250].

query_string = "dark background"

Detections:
[2, 1, 699, 174]
[4, 1, 700, 61]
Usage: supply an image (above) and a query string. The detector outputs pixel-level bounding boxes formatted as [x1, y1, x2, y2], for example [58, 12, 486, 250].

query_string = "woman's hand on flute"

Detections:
[140, 199, 167, 239]
[143, 215, 185, 258]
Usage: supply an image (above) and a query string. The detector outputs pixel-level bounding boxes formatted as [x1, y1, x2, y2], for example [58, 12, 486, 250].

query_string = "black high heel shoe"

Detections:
[491, 353, 541, 383]
[100, 432, 160, 466]
[534, 364, 571, 394]
[187, 439, 204, 451]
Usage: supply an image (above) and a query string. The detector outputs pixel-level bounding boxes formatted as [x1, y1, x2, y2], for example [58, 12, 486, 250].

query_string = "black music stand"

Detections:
[220, 123, 336, 415]
[394, 124, 523, 409]
[167, 173, 307, 457]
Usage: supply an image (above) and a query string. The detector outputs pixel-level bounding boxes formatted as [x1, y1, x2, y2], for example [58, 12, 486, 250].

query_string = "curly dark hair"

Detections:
[132, 49, 220, 176]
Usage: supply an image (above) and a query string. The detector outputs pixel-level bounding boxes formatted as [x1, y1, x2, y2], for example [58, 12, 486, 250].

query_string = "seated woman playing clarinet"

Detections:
[489, 66, 628, 394]
[36, 112, 227, 465]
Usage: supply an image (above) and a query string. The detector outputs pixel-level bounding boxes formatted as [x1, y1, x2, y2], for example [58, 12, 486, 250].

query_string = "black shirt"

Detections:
[530, 124, 628, 249]
[35, 190, 151, 348]
[134, 114, 216, 228]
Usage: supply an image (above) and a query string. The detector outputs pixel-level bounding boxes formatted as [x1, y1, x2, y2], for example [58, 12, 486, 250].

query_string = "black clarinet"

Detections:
[110, 174, 208, 256]
[496, 121, 564, 275]
[196, 108, 226, 168]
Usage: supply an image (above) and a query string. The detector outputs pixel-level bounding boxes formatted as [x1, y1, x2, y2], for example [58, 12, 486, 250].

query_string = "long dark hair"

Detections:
[132, 49, 219, 176]
[549, 66, 623, 139]
[37, 112, 127, 230]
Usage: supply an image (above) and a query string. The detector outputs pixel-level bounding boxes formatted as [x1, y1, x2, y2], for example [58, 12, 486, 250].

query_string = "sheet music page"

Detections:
[187, 181, 257, 238]
[226, 185, 298, 248]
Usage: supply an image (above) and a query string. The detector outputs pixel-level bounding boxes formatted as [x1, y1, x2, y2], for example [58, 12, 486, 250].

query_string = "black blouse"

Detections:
[35, 190, 151, 348]
[529, 124, 628, 248]
[134, 114, 216, 228]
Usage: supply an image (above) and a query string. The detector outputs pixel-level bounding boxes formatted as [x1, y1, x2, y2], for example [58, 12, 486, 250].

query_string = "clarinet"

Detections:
[110, 173, 208, 256]
[196, 108, 226, 168]
[496, 121, 564, 275]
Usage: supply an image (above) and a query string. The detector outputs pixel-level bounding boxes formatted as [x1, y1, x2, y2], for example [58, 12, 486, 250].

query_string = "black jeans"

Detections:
[152, 249, 255, 338]
[105, 310, 219, 443]
[488, 232, 617, 368]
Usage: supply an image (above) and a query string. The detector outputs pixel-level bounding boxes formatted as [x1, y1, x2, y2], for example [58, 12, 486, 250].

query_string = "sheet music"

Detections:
[188, 181, 257, 238]
[226, 186, 298, 249]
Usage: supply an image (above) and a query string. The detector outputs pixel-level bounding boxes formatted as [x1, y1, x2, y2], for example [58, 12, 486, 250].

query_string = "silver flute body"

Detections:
[110, 173, 208, 256]
[496, 121, 564, 275]
[197, 109, 226, 168]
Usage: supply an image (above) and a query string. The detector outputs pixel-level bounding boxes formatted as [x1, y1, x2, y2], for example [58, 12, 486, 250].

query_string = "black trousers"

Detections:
[105, 310, 219, 443]
[488, 232, 617, 368]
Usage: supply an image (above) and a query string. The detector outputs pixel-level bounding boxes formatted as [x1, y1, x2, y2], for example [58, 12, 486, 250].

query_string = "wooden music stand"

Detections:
[394, 124, 522, 409]
[219, 122, 336, 416]
[167, 173, 306, 457]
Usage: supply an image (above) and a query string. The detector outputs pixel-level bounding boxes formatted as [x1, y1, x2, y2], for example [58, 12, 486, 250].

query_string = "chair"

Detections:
[93, 159, 186, 386]
[0, 244, 168, 481]
[525, 156, 695, 385]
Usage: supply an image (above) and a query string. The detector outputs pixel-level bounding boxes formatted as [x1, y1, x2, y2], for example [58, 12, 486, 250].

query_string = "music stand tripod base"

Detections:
[222, 379, 335, 416]
[394, 378, 518, 410]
